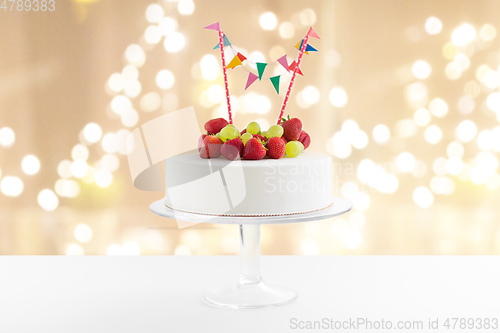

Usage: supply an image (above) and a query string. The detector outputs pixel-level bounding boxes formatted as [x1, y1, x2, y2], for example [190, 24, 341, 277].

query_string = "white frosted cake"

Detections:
[164, 151, 333, 216]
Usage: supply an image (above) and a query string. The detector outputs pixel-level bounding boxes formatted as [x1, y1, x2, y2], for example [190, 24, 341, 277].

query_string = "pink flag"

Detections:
[204, 22, 220, 31]
[277, 55, 289, 71]
[307, 27, 320, 39]
[245, 72, 259, 90]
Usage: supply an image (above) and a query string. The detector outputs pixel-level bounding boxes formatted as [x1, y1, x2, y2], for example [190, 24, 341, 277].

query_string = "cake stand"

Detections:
[150, 197, 352, 309]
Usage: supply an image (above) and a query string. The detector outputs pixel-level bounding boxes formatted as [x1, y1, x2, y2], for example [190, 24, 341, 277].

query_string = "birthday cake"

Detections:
[162, 24, 331, 216]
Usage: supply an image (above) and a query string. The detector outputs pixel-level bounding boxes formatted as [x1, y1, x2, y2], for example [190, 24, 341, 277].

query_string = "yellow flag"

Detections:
[226, 55, 242, 69]
[294, 40, 309, 55]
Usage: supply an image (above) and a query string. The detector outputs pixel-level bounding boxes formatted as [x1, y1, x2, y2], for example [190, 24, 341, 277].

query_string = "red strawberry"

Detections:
[198, 134, 207, 152]
[240, 129, 247, 135]
[298, 131, 311, 149]
[204, 118, 229, 134]
[252, 134, 267, 142]
[203, 135, 223, 158]
[281, 117, 302, 141]
[242, 138, 266, 160]
[281, 136, 288, 145]
[221, 138, 244, 160]
[199, 147, 209, 159]
[266, 137, 285, 159]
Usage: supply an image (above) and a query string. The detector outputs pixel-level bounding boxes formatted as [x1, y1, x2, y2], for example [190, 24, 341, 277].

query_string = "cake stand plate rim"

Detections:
[149, 197, 352, 225]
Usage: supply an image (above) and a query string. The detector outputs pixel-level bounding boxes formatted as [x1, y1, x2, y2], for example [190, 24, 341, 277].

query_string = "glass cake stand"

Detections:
[150, 197, 352, 309]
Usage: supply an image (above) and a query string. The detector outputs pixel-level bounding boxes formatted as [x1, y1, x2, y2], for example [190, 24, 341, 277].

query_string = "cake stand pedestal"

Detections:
[150, 197, 352, 309]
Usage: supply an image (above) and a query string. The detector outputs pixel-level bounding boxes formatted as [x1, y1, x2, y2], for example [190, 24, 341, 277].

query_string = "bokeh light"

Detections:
[1, 176, 23, 197]
[21, 155, 40, 175]
[259, 12, 277, 31]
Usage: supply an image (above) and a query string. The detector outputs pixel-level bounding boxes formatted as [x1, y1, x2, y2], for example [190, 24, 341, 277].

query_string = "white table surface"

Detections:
[1, 256, 499, 333]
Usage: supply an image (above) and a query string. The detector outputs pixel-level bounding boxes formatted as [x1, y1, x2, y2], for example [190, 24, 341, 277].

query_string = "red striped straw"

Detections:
[218, 31, 233, 124]
[277, 34, 309, 124]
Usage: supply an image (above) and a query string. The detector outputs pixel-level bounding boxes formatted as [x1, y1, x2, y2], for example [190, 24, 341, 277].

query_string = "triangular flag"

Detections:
[213, 35, 231, 49]
[226, 54, 243, 69]
[288, 61, 303, 76]
[295, 40, 309, 55]
[305, 44, 318, 52]
[236, 53, 247, 62]
[277, 55, 289, 71]
[256, 62, 267, 80]
[270, 76, 280, 94]
[245, 72, 258, 90]
[307, 27, 321, 39]
[204, 22, 220, 31]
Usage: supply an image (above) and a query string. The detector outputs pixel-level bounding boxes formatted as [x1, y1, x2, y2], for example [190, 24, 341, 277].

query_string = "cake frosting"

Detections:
[164, 151, 333, 216]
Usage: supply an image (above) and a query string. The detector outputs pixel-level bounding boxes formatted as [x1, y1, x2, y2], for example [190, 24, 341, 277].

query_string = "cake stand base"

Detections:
[204, 282, 298, 309]
[150, 197, 352, 309]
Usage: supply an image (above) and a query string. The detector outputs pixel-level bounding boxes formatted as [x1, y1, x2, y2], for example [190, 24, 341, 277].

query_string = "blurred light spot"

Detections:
[352, 192, 370, 211]
[95, 169, 113, 188]
[111, 95, 132, 115]
[446, 157, 464, 175]
[122, 241, 141, 255]
[177, 0, 194, 15]
[331, 218, 348, 236]
[458, 95, 475, 114]
[158, 17, 177, 36]
[302, 86, 320, 105]
[122, 65, 139, 80]
[259, 12, 277, 30]
[425, 16, 442, 35]
[484, 70, 500, 89]
[55, 179, 80, 198]
[486, 173, 500, 190]
[174, 244, 191, 255]
[477, 130, 493, 150]
[349, 212, 366, 229]
[101, 133, 117, 153]
[451, 23, 476, 46]
[145, 25, 162, 44]
[106, 244, 122, 255]
[397, 119, 417, 137]
[396, 152, 416, 172]
[470, 166, 488, 185]
[429, 97, 448, 118]
[107, 73, 125, 93]
[454, 53, 470, 70]
[445, 62, 462, 80]
[279, 21, 295, 39]
[476, 64, 491, 82]
[71, 160, 88, 178]
[156, 69, 175, 89]
[66, 243, 84, 256]
[116, 129, 131, 155]
[74, 224, 92, 243]
[21, 155, 40, 175]
[430, 176, 455, 195]
[140, 92, 161, 112]
[342, 230, 362, 249]
[163, 32, 185, 53]
[57, 160, 73, 179]
[327, 132, 352, 159]
[99, 154, 120, 172]
[0, 127, 15, 148]
[301, 238, 318, 255]
[71, 144, 89, 161]
[372, 124, 390, 144]
[447, 141, 464, 158]
[492, 127, 500, 152]
[200, 54, 219, 81]
[82, 166, 95, 184]
[486, 92, 500, 113]
[269, 45, 286, 62]
[413, 186, 434, 208]
[424, 125, 443, 144]
[433, 157, 448, 176]
[455, 120, 477, 143]
[412, 60, 431, 79]
[145, 3, 164, 23]
[207, 84, 224, 104]
[248, 51, 266, 70]
[351, 130, 368, 149]
[324, 49, 341, 69]
[38, 189, 59, 212]
[124, 79, 141, 98]
[125, 44, 145, 66]
[464, 80, 481, 98]
[83, 123, 102, 143]
[412, 160, 427, 178]
[413, 108, 431, 126]
[121, 108, 139, 128]
[0, 176, 23, 197]
[341, 182, 359, 200]
[442, 42, 459, 60]
[405, 82, 428, 107]
[329, 86, 347, 107]
[299, 8, 316, 26]
[479, 23, 496, 41]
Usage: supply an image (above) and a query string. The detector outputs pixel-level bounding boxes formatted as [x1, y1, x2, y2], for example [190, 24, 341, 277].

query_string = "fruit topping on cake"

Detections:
[242, 138, 267, 160]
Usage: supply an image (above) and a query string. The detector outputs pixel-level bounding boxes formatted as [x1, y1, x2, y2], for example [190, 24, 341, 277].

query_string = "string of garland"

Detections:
[204, 22, 320, 124]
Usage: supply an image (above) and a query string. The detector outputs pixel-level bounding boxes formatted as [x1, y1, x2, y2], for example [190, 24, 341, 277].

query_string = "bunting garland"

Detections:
[205, 23, 320, 122]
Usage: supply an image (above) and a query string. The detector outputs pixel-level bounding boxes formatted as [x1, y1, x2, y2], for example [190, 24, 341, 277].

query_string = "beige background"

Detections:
[1, 0, 499, 255]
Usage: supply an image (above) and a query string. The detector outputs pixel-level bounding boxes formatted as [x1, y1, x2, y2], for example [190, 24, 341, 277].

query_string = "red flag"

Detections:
[307, 27, 320, 39]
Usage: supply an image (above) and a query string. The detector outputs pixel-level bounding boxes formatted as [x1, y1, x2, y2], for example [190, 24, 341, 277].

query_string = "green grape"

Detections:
[267, 125, 284, 138]
[226, 124, 240, 135]
[285, 141, 304, 158]
[220, 126, 239, 142]
[261, 131, 268, 138]
[247, 122, 261, 135]
[241, 133, 253, 145]
[215, 132, 221, 139]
